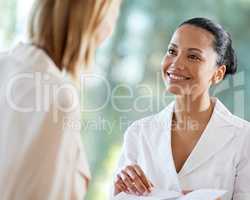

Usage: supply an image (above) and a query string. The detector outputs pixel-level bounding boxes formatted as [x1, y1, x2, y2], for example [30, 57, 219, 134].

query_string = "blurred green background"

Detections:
[1, 0, 250, 199]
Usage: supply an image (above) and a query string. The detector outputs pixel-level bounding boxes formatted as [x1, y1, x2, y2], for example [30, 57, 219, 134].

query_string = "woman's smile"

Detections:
[166, 71, 192, 83]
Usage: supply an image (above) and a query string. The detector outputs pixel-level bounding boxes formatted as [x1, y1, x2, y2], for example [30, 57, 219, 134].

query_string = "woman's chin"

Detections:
[166, 86, 186, 96]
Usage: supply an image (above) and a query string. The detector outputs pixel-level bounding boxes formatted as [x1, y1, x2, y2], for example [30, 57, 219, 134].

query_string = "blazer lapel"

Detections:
[178, 98, 237, 177]
[153, 102, 183, 191]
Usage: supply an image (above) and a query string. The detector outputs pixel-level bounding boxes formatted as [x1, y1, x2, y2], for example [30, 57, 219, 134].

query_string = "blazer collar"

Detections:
[158, 97, 237, 177]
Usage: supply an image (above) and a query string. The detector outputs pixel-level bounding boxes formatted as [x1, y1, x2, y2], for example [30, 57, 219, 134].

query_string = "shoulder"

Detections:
[218, 110, 250, 157]
[2, 43, 80, 114]
[214, 98, 250, 135]
[230, 115, 250, 163]
[230, 114, 250, 130]
[229, 115, 250, 152]
[232, 115, 250, 142]
[220, 111, 250, 138]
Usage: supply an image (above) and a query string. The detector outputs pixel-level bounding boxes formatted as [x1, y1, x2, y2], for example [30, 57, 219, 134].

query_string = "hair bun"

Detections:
[224, 37, 237, 75]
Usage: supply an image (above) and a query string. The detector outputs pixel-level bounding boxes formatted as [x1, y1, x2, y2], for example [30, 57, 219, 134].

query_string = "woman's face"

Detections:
[161, 24, 224, 99]
[95, 0, 121, 46]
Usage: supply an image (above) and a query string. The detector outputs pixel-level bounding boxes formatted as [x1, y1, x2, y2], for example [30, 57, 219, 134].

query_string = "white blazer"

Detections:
[0, 43, 90, 200]
[113, 98, 250, 200]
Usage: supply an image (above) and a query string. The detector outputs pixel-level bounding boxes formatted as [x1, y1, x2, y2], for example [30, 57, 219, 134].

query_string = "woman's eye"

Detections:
[167, 49, 176, 55]
[188, 54, 200, 61]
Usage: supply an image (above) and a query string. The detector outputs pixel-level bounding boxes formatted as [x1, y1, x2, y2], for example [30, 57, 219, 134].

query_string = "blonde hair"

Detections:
[28, 0, 115, 79]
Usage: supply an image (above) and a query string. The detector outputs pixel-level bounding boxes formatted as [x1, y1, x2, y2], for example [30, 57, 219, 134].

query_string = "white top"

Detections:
[112, 98, 250, 200]
[0, 43, 90, 200]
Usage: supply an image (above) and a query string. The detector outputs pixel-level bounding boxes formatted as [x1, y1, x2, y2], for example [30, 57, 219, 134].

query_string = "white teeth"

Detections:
[169, 74, 188, 80]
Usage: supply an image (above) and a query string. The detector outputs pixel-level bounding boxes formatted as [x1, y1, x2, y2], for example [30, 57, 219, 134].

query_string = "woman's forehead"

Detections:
[170, 24, 215, 50]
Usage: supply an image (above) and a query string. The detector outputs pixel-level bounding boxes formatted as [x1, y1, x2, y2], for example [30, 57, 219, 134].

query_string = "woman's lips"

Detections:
[166, 72, 191, 82]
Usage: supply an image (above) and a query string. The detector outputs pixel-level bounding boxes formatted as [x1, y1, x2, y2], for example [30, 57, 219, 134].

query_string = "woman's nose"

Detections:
[161, 55, 185, 71]
[171, 55, 185, 70]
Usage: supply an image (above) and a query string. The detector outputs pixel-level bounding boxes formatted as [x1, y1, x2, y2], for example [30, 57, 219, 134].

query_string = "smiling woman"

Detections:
[111, 18, 250, 200]
[162, 18, 236, 99]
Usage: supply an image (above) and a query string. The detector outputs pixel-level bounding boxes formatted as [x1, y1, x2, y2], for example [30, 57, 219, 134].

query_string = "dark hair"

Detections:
[179, 17, 237, 78]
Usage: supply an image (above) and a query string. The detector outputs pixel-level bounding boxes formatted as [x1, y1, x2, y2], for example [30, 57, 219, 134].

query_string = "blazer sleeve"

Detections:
[109, 121, 141, 197]
[4, 91, 90, 200]
[233, 128, 250, 200]
[117, 121, 140, 167]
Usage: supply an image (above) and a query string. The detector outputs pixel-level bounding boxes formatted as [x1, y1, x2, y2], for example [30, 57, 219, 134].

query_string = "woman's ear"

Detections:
[211, 65, 226, 85]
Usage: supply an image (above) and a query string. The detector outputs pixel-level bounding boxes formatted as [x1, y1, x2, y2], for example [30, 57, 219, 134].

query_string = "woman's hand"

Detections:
[114, 164, 154, 196]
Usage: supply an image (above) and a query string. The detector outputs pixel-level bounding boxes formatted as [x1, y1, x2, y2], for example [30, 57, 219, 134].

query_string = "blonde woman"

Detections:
[0, 0, 121, 199]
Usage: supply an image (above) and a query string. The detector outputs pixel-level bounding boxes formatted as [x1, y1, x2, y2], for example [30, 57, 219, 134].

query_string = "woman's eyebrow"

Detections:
[187, 48, 203, 53]
[168, 44, 203, 54]
[169, 43, 178, 48]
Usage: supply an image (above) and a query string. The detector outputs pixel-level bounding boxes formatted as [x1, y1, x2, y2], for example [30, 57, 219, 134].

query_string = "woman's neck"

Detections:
[173, 93, 215, 133]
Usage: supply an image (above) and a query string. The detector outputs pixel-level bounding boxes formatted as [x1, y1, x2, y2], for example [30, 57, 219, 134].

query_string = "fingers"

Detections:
[118, 174, 129, 192]
[121, 169, 139, 194]
[114, 183, 123, 195]
[115, 164, 154, 196]
[125, 166, 149, 194]
[133, 164, 153, 191]
[114, 175, 128, 195]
